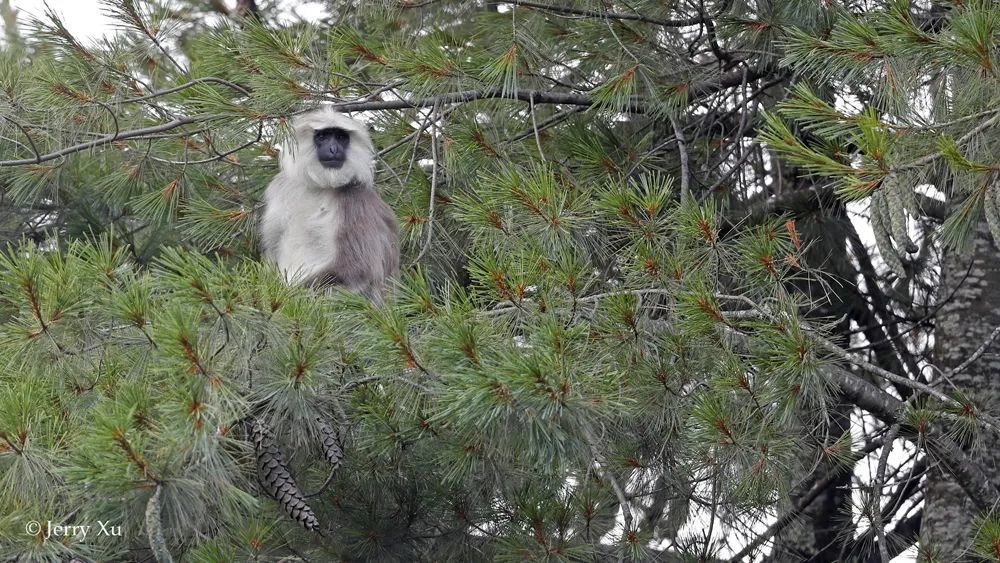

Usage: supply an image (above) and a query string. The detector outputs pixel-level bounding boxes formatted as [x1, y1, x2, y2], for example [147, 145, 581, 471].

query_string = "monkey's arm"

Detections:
[304, 266, 343, 288]
[259, 180, 288, 260]
[303, 252, 380, 296]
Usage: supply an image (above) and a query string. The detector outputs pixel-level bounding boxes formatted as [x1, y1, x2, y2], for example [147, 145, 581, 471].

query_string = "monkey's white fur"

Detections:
[260, 108, 379, 284]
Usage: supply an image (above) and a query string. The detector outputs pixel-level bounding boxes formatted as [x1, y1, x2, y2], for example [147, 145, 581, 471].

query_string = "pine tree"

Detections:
[0, 1, 998, 561]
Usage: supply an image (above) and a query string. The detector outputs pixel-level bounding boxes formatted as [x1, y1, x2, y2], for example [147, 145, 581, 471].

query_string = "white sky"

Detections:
[10, 0, 117, 43]
[7, 0, 328, 44]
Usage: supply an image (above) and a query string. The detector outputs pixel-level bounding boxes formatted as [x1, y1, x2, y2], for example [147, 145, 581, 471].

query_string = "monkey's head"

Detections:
[282, 107, 375, 189]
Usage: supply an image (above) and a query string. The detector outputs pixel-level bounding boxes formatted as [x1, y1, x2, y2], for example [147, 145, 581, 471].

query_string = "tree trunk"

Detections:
[921, 220, 1000, 560]
[767, 191, 856, 562]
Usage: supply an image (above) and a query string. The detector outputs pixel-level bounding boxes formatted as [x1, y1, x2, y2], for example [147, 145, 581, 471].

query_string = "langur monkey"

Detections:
[260, 108, 399, 299]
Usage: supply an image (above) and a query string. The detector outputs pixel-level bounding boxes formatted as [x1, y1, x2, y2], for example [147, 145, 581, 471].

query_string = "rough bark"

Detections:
[921, 220, 1000, 560]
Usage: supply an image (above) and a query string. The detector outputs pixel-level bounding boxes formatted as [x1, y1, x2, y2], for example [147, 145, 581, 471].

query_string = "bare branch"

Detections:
[412, 104, 439, 264]
[668, 114, 690, 204]
[874, 423, 902, 563]
[0, 114, 217, 167]
[948, 323, 1000, 376]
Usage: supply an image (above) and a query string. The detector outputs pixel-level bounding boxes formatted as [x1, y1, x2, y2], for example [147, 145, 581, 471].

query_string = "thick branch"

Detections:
[828, 367, 998, 511]
[336, 68, 773, 113]
[504, 0, 704, 27]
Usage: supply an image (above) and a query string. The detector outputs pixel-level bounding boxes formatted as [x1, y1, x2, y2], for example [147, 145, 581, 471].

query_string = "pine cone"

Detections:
[251, 420, 320, 531]
[318, 418, 344, 470]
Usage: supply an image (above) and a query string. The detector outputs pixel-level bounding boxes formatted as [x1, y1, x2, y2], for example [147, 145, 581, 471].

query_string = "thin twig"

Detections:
[1, 115, 41, 163]
[505, 106, 586, 144]
[116, 76, 251, 104]
[412, 104, 439, 265]
[668, 114, 690, 204]
[149, 119, 264, 166]
[484, 287, 671, 316]
[873, 423, 901, 563]
[340, 374, 433, 394]
[948, 324, 1000, 376]
[0, 114, 214, 166]
[582, 426, 633, 551]
[528, 92, 546, 161]
[305, 467, 337, 498]
[377, 105, 457, 157]
[120, 2, 190, 78]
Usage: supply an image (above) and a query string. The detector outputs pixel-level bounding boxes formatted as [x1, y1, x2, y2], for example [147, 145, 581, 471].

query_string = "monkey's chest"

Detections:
[275, 206, 340, 281]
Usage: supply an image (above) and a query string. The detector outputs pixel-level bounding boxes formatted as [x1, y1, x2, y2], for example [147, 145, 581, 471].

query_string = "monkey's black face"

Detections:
[313, 127, 351, 169]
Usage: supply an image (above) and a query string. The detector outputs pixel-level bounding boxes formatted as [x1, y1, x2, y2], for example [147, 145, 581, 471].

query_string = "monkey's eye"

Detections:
[315, 128, 350, 143]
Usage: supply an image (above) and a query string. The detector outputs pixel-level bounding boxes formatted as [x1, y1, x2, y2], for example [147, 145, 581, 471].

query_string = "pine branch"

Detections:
[896, 112, 1000, 171]
[118, 76, 251, 105]
[339, 66, 774, 110]
[0, 114, 212, 166]
[719, 294, 1000, 433]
